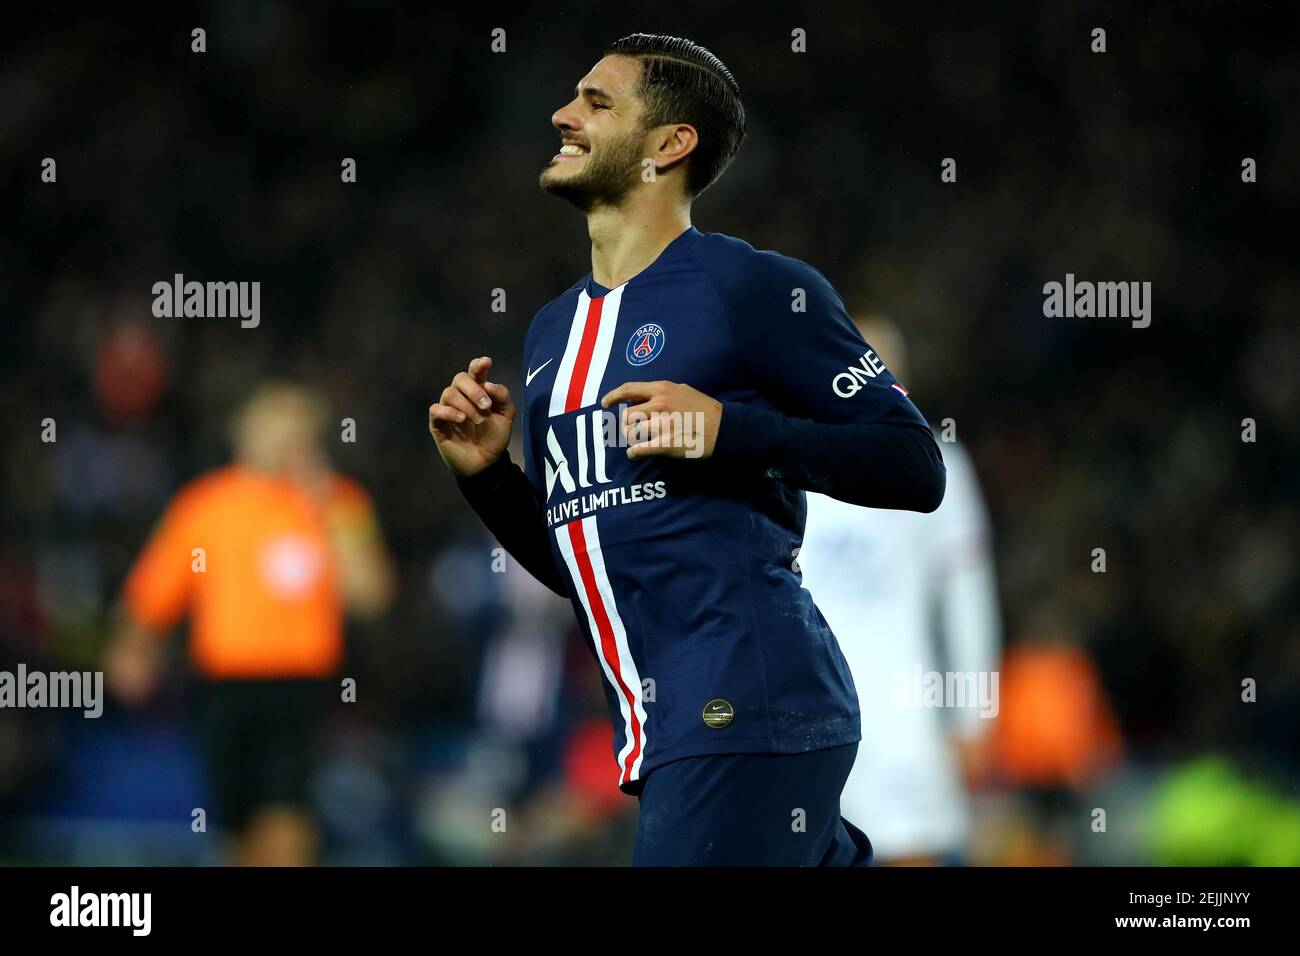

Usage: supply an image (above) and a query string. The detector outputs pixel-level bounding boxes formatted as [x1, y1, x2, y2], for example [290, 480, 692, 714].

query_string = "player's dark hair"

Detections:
[605, 34, 746, 198]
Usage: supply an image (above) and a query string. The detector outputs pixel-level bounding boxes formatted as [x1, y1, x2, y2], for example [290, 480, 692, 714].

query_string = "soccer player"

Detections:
[799, 317, 1002, 865]
[105, 383, 394, 866]
[428, 34, 946, 866]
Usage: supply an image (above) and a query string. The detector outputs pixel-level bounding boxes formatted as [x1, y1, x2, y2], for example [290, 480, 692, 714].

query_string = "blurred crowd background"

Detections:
[1, 2, 1297, 865]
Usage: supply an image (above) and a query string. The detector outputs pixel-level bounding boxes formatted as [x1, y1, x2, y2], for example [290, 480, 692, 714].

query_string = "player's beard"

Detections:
[539, 127, 646, 212]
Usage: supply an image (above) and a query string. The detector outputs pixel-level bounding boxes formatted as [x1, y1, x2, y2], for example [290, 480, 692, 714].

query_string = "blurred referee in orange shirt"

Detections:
[104, 383, 394, 866]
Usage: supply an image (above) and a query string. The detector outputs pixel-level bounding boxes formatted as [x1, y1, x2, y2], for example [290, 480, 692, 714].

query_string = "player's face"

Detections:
[539, 55, 650, 211]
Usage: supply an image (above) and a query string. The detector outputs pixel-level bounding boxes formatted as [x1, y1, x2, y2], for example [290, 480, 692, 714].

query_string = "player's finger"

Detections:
[601, 381, 658, 408]
[468, 356, 493, 383]
[622, 406, 661, 445]
[645, 411, 683, 449]
[619, 399, 667, 442]
[443, 384, 486, 423]
[428, 405, 469, 439]
[428, 403, 468, 426]
[627, 439, 672, 460]
[484, 380, 512, 409]
[453, 371, 493, 413]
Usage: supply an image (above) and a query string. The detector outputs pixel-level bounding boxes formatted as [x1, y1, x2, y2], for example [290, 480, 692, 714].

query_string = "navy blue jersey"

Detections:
[458, 227, 945, 791]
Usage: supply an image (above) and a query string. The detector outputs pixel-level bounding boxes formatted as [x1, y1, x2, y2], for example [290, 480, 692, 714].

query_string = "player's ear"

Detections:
[653, 123, 699, 172]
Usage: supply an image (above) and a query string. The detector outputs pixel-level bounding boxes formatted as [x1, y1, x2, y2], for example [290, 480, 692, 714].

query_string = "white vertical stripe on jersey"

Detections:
[548, 291, 592, 417]
[581, 516, 646, 782]
[554, 516, 646, 785]
[580, 284, 624, 408]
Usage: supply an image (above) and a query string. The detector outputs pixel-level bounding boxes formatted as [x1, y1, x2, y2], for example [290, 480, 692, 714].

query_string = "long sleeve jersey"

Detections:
[456, 227, 945, 791]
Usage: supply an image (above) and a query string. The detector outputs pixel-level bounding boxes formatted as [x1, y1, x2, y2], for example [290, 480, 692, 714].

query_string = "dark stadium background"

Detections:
[1, 2, 1296, 864]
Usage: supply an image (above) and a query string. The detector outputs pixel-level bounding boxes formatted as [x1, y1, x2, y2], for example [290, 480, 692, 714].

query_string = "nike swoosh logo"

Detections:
[710, 704, 726, 711]
[525, 358, 553, 386]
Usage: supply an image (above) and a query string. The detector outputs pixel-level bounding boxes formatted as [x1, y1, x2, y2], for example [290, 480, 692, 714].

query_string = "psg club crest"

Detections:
[625, 323, 665, 367]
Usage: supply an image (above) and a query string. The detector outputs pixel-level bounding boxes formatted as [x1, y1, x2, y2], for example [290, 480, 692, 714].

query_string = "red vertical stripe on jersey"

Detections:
[564, 295, 605, 413]
[566, 519, 642, 784]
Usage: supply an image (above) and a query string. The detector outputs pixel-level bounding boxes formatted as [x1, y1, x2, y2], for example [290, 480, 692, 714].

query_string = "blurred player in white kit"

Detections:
[799, 317, 1003, 866]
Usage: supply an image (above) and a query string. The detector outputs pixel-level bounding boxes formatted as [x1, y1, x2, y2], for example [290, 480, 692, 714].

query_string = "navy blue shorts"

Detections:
[631, 743, 874, 866]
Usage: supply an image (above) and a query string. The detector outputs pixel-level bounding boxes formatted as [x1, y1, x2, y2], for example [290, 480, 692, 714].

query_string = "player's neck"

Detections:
[586, 198, 691, 290]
